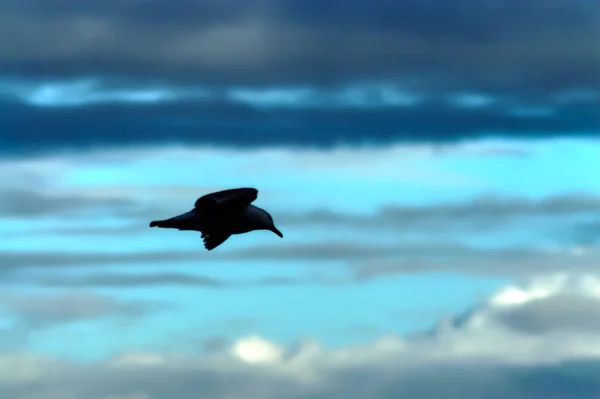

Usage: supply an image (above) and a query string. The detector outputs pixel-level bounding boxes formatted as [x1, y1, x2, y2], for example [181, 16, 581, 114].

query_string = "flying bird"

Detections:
[149, 187, 283, 251]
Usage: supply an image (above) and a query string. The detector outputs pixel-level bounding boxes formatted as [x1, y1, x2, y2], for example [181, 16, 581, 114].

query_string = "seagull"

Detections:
[149, 187, 283, 251]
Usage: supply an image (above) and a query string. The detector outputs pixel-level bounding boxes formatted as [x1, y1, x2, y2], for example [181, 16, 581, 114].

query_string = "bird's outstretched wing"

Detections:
[194, 188, 258, 211]
[202, 232, 231, 251]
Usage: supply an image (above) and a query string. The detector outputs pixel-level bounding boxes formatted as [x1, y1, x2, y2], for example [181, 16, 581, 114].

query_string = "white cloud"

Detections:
[229, 335, 284, 364]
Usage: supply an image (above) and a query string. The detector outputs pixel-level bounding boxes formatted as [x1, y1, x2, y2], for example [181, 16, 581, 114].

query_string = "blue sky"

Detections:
[1, 138, 598, 363]
[1, 1, 599, 398]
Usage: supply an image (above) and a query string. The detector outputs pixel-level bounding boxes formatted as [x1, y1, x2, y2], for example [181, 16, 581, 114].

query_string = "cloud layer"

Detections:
[3, 275, 600, 399]
[1, 140, 597, 278]
[2, 0, 598, 94]
[1, 0, 598, 152]
[0, 139, 598, 399]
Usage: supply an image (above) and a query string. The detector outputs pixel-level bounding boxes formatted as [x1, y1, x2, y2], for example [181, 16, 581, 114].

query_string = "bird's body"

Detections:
[149, 188, 282, 250]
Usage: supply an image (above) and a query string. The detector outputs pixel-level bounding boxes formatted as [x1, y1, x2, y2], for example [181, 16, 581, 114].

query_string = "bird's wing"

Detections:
[194, 187, 258, 211]
[202, 232, 231, 251]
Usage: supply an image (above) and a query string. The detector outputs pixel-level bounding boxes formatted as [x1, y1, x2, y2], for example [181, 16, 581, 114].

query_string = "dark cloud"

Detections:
[0, 0, 598, 153]
[2, 98, 599, 154]
[1, 0, 598, 95]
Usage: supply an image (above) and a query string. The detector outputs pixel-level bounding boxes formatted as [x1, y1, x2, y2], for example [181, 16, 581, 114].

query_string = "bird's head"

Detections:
[258, 209, 283, 238]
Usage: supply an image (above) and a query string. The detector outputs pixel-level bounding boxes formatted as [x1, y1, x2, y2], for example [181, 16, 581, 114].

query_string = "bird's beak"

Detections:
[270, 226, 283, 238]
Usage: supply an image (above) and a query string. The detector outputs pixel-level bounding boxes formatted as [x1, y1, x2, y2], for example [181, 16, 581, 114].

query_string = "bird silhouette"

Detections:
[149, 187, 283, 251]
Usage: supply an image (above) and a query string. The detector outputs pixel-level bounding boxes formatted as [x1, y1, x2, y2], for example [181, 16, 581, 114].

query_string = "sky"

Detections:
[0, 0, 599, 398]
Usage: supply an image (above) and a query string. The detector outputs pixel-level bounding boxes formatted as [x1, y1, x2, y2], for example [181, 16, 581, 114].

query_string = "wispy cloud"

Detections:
[1, 291, 166, 329]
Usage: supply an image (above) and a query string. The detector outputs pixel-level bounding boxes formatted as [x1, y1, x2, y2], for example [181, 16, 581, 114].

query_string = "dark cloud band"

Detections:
[2, 98, 598, 154]
[1, 0, 598, 94]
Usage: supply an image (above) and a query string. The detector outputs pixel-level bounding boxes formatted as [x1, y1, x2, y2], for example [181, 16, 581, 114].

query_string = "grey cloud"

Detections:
[421, 274, 600, 338]
[279, 194, 600, 230]
[232, 242, 593, 271]
[2, 241, 598, 277]
[21, 271, 308, 289]
[1, 292, 165, 328]
[13, 194, 598, 259]
[201, 336, 231, 354]
[38, 272, 226, 288]
[20, 225, 147, 238]
[0, 180, 204, 222]
[496, 295, 600, 335]
[0, 243, 399, 272]
[571, 219, 600, 246]
[3, 244, 598, 291]
[0, 188, 137, 218]
[7, 191, 599, 237]
[0, 250, 205, 270]
[352, 247, 600, 280]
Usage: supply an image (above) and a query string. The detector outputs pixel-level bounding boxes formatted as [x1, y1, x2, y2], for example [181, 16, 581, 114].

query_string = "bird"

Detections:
[149, 187, 283, 251]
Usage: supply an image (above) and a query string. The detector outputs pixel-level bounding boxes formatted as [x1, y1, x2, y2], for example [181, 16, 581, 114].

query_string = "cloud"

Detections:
[0, 243, 530, 271]
[571, 219, 600, 246]
[0, 188, 136, 218]
[280, 194, 600, 230]
[33, 272, 305, 289]
[1, 292, 165, 329]
[2, 144, 597, 244]
[352, 246, 600, 280]
[1, 0, 598, 96]
[1, 244, 597, 290]
[3, 274, 600, 398]
[38, 272, 225, 288]
[1, 0, 598, 152]
[3, 95, 599, 153]
[0, 250, 205, 270]
[495, 294, 600, 334]
[0, 142, 597, 289]
[451, 274, 600, 336]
